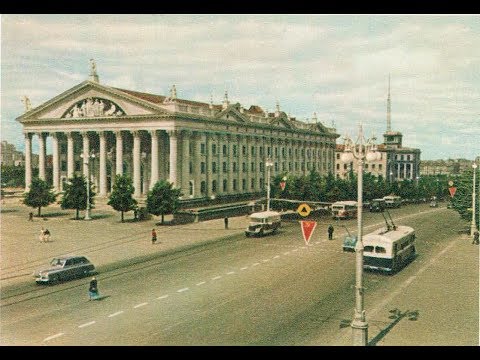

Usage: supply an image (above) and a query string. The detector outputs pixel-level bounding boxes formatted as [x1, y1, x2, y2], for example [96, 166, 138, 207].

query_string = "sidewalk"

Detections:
[0, 197, 250, 288]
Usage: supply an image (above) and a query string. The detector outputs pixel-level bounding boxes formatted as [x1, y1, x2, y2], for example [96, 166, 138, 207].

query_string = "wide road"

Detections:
[1, 204, 477, 345]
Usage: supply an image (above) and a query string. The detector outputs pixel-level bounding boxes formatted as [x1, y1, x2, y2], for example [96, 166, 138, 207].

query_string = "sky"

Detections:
[1, 14, 479, 160]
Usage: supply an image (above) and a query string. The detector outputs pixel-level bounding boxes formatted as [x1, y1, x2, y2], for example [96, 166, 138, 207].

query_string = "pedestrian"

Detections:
[473, 230, 479, 245]
[89, 276, 99, 300]
[29, 212, 34, 221]
[151, 228, 157, 244]
[44, 228, 51, 242]
[224, 217, 229, 230]
[39, 227, 45, 243]
[328, 224, 334, 240]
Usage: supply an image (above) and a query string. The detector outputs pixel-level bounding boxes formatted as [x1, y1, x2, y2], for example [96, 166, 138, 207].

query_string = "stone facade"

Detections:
[17, 79, 339, 197]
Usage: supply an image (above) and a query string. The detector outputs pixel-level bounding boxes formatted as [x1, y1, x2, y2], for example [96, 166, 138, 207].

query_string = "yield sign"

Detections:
[449, 187, 457, 198]
[300, 220, 317, 245]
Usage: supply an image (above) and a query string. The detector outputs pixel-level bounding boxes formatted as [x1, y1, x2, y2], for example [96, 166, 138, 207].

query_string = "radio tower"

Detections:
[386, 74, 391, 132]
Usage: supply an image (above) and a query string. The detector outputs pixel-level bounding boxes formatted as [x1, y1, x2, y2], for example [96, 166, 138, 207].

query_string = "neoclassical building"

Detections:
[17, 64, 339, 199]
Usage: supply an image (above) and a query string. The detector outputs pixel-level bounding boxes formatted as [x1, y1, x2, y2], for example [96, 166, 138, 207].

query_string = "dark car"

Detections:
[34, 256, 96, 284]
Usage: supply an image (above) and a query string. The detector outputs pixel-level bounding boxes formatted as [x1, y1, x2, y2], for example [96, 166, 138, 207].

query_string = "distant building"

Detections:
[420, 158, 476, 176]
[1, 140, 25, 166]
[335, 77, 421, 181]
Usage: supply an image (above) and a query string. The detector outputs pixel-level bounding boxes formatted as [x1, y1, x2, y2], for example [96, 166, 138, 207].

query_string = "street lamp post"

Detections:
[471, 163, 478, 236]
[341, 124, 380, 346]
[266, 158, 274, 211]
[80, 151, 96, 220]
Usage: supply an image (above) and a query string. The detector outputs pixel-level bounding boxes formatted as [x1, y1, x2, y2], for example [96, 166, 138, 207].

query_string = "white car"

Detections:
[34, 256, 96, 284]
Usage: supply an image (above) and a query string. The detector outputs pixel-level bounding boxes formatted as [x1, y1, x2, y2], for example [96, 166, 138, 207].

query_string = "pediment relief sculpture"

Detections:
[62, 97, 126, 118]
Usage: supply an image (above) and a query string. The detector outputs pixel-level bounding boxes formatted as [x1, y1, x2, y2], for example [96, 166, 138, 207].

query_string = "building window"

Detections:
[201, 162, 206, 174]
[282, 162, 286, 171]
[295, 149, 298, 158]
[223, 179, 227, 192]
[336, 163, 340, 170]
[242, 162, 246, 172]
[201, 143, 206, 155]
[212, 144, 217, 155]
[189, 143, 194, 156]
[372, 164, 376, 170]
[189, 181, 193, 196]
[336, 153, 340, 159]
[365, 164, 369, 170]
[307, 149, 311, 158]
[212, 180, 217, 193]
[301, 149, 305, 157]
[401, 155, 404, 161]
[407, 155, 410, 161]
[222, 144, 227, 156]
[223, 162, 227, 173]
[267, 147, 271, 156]
[274, 162, 278, 172]
[189, 162, 193, 174]
[233, 145, 237, 157]
[274, 147, 278, 157]
[212, 162, 217, 174]
[344, 164, 347, 170]
[233, 162, 237, 172]
[282, 148, 286, 158]
[251, 162, 255, 172]
[295, 162, 298, 171]
[289, 163, 292, 171]
[379, 164, 383, 170]
[259, 162, 264, 172]
[301, 163, 305, 171]
[251, 146, 255, 156]
[260, 178, 264, 189]
[242, 145, 247, 156]
[289, 148, 292, 157]
[201, 181, 206, 194]
[233, 179, 237, 191]
[259, 147, 264, 156]
[242, 179, 246, 191]
[251, 178, 255, 189]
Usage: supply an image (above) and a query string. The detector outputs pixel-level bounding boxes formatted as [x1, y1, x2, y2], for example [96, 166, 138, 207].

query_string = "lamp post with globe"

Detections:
[80, 150, 96, 220]
[340, 124, 381, 346]
[266, 158, 274, 211]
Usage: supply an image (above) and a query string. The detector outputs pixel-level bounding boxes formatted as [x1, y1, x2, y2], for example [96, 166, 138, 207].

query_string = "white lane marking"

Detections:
[273, 255, 280, 259]
[78, 321, 96, 328]
[292, 248, 299, 252]
[240, 267, 248, 270]
[177, 287, 189, 293]
[226, 271, 235, 275]
[211, 276, 222, 281]
[134, 302, 148, 309]
[196, 281, 206, 286]
[157, 295, 169, 299]
[301, 246, 307, 249]
[283, 252, 290, 255]
[43, 333, 64, 342]
[252, 262, 260, 266]
[108, 311, 124, 318]
[262, 259, 270, 262]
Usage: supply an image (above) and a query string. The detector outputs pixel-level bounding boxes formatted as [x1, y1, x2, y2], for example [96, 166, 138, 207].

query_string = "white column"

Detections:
[51, 133, 60, 192]
[193, 133, 201, 197]
[82, 132, 90, 178]
[66, 132, 74, 179]
[182, 130, 190, 196]
[133, 131, 141, 197]
[38, 133, 46, 180]
[150, 130, 159, 189]
[24, 133, 32, 191]
[168, 130, 178, 186]
[115, 131, 123, 176]
[205, 133, 211, 197]
[99, 131, 107, 196]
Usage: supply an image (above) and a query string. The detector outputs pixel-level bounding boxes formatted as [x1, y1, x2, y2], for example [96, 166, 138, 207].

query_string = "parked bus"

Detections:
[362, 225, 416, 273]
[383, 195, 402, 208]
[331, 201, 358, 219]
[245, 211, 281, 237]
[369, 198, 386, 212]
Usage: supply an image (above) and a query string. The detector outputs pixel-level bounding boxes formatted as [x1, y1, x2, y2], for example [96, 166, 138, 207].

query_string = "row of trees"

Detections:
[22, 168, 478, 229]
[23, 174, 182, 223]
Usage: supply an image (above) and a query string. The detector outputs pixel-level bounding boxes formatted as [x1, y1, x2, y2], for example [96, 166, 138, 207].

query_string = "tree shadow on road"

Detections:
[368, 308, 419, 346]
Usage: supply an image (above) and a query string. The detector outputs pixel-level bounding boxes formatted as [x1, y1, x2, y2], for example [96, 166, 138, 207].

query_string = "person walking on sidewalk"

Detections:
[151, 228, 157, 244]
[44, 228, 51, 242]
[328, 224, 334, 240]
[29, 212, 34, 221]
[224, 217, 229, 230]
[473, 230, 479, 245]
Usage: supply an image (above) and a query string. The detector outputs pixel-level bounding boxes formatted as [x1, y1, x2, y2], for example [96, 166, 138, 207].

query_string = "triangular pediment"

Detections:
[269, 115, 293, 129]
[215, 104, 251, 123]
[17, 81, 171, 122]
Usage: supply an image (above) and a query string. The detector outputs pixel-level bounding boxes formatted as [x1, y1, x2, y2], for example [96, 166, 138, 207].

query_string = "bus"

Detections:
[331, 201, 358, 219]
[369, 198, 386, 212]
[383, 195, 402, 208]
[362, 225, 416, 273]
[245, 211, 281, 237]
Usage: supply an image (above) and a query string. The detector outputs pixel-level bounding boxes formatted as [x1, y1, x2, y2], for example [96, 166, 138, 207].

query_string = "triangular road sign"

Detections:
[449, 187, 457, 198]
[300, 220, 317, 245]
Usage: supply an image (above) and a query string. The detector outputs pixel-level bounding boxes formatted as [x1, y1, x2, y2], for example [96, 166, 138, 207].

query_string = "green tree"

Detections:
[108, 175, 137, 222]
[61, 174, 96, 220]
[146, 180, 182, 224]
[23, 177, 57, 216]
[451, 167, 479, 229]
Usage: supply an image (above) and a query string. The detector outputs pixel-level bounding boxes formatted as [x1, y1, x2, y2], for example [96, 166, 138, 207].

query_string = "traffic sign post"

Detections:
[300, 220, 317, 245]
[297, 203, 311, 217]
